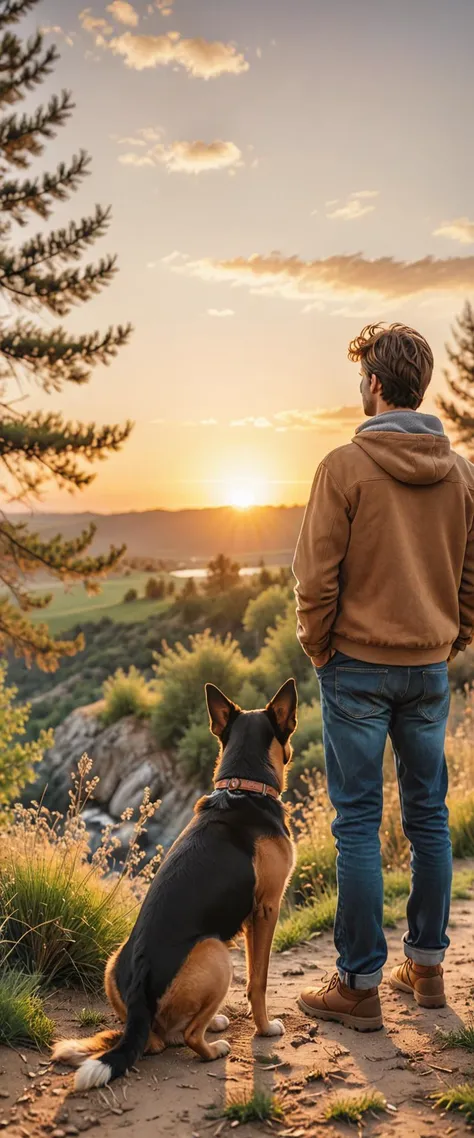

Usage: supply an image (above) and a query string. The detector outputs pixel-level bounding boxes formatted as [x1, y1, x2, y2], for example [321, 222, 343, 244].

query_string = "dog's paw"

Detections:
[210, 1039, 231, 1059]
[257, 1018, 285, 1037]
[209, 1014, 230, 1032]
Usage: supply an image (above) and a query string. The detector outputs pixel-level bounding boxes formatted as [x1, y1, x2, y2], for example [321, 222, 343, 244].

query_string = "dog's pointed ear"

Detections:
[265, 678, 298, 738]
[205, 683, 239, 738]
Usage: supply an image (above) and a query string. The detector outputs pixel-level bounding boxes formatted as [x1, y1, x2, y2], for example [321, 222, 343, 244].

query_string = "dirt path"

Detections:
[2, 877, 474, 1138]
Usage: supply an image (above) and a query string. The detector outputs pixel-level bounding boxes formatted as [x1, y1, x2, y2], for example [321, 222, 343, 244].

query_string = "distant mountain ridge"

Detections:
[7, 505, 306, 563]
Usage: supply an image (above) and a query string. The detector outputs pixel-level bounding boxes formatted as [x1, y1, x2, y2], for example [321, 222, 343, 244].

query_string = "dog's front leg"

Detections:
[244, 901, 284, 1037]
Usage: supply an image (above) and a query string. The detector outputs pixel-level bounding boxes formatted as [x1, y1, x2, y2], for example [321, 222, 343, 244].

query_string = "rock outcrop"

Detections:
[27, 703, 205, 857]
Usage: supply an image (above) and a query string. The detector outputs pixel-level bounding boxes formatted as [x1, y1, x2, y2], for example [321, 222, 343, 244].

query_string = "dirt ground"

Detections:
[2, 873, 474, 1138]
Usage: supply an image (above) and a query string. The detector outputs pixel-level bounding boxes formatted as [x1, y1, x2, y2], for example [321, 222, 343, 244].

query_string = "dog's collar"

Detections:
[214, 777, 280, 801]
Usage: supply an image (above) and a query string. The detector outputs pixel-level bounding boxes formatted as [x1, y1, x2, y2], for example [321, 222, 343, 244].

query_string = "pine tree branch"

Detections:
[16, 205, 111, 270]
[0, 152, 91, 223]
[0, 1, 39, 32]
[0, 598, 84, 670]
[0, 89, 74, 168]
[0, 412, 133, 494]
[0, 251, 119, 313]
[0, 320, 133, 389]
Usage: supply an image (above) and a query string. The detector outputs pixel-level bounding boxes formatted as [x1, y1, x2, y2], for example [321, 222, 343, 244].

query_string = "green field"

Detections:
[26, 572, 174, 634]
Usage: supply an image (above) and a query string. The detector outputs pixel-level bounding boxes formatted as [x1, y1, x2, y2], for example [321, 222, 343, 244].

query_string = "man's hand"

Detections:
[447, 647, 459, 663]
[311, 648, 336, 669]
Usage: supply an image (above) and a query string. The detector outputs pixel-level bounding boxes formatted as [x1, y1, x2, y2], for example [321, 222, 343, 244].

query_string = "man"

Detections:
[292, 322, 474, 1031]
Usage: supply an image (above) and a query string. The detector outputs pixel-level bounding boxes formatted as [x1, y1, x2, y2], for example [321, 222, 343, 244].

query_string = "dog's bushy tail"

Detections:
[74, 985, 152, 1091]
[52, 1030, 122, 1068]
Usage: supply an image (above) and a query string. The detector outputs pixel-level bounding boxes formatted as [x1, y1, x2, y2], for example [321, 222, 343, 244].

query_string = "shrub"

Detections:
[0, 663, 51, 809]
[251, 605, 314, 692]
[0, 970, 54, 1048]
[324, 1092, 386, 1124]
[243, 585, 289, 649]
[177, 715, 219, 784]
[123, 588, 138, 603]
[0, 756, 161, 990]
[151, 630, 249, 749]
[223, 1091, 283, 1124]
[102, 666, 155, 725]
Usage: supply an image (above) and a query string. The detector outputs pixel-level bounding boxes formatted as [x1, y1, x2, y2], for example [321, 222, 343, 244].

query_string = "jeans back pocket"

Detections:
[418, 668, 450, 722]
[335, 667, 388, 720]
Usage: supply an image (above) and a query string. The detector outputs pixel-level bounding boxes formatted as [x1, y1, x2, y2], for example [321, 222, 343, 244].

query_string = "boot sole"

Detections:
[297, 997, 383, 1032]
[389, 976, 446, 1008]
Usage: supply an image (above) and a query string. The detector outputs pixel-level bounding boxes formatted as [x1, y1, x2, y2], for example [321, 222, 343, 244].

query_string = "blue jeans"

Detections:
[316, 651, 452, 989]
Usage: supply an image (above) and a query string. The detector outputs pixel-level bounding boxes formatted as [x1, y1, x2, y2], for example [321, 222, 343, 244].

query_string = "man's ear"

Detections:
[205, 683, 239, 738]
[265, 678, 298, 739]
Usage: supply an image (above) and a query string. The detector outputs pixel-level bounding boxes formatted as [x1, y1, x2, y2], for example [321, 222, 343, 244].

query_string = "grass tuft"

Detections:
[324, 1091, 387, 1124]
[76, 1007, 107, 1029]
[432, 1083, 474, 1124]
[223, 1090, 284, 1124]
[0, 970, 54, 1049]
[437, 1024, 474, 1053]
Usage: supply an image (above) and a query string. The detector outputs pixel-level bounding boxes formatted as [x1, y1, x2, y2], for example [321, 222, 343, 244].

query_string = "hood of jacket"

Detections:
[353, 411, 456, 485]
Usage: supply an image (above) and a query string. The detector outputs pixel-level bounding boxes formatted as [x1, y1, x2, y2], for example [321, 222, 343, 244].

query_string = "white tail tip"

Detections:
[75, 1058, 113, 1091]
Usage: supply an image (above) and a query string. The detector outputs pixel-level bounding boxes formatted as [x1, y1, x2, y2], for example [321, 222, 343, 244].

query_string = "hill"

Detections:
[5, 505, 306, 563]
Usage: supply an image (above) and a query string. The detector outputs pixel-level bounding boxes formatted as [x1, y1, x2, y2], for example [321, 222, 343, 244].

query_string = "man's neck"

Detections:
[372, 402, 418, 417]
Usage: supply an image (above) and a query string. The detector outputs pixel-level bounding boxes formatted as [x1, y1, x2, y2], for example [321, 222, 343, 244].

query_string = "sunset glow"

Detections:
[18, 1, 474, 513]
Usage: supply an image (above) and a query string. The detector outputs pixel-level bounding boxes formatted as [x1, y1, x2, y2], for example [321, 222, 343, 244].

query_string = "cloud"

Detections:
[162, 140, 242, 173]
[117, 135, 243, 174]
[41, 25, 75, 45]
[324, 190, 379, 221]
[156, 0, 174, 12]
[79, 8, 113, 35]
[433, 217, 474, 246]
[208, 308, 235, 317]
[107, 1, 139, 27]
[231, 416, 273, 429]
[274, 407, 361, 432]
[178, 250, 474, 303]
[96, 29, 249, 77]
[118, 152, 155, 167]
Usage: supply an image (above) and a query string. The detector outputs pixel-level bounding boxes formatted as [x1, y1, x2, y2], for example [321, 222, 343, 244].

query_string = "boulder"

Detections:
[26, 704, 206, 857]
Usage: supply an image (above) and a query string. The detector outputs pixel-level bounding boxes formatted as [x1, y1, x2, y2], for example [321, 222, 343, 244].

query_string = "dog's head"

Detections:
[205, 678, 298, 794]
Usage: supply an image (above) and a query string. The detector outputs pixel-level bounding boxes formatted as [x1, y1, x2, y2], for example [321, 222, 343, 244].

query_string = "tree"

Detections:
[438, 301, 474, 449]
[0, 661, 50, 808]
[204, 553, 241, 596]
[145, 576, 165, 600]
[123, 588, 138, 604]
[0, 2, 132, 671]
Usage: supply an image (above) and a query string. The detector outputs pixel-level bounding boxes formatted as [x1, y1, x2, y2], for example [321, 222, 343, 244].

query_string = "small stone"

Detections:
[291, 1036, 309, 1048]
[0, 1094, 8, 1100]
[308, 1025, 319, 1037]
[51, 1130, 66, 1137]
[65, 1128, 80, 1136]
[282, 965, 305, 977]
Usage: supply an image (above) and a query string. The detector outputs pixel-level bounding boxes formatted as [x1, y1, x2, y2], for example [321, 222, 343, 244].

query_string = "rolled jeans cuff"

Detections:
[337, 966, 383, 990]
[403, 937, 446, 966]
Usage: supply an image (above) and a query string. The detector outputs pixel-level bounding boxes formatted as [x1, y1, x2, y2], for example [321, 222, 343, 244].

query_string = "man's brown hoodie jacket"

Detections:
[292, 411, 474, 665]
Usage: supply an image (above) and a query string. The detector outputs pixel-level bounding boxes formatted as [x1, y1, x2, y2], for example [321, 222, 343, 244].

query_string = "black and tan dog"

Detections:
[52, 678, 297, 1089]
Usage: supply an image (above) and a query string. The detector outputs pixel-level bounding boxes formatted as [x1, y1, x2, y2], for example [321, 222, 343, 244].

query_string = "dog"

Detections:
[52, 677, 297, 1090]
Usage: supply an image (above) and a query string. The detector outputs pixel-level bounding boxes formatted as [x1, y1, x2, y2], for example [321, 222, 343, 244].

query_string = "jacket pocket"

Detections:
[418, 669, 450, 722]
[335, 667, 388, 719]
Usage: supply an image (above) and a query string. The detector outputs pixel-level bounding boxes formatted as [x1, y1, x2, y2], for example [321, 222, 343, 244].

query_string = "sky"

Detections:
[11, 0, 474, 511]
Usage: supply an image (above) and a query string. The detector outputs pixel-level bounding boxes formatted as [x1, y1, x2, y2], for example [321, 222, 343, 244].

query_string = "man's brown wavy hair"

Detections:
[348, 323, 434, 410]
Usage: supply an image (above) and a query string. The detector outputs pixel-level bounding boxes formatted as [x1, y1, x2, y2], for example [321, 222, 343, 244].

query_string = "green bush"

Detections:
[0, 663, 51, 809]
[243, 585, 289, 648]
[145, 577, 166, 600]
[123, 587, 138, 603]
[177, 715, 219, 784]
[102, 666, 155, 725]
[251, 605, 314, 692]
[151, 630, 249, 748]
[0, 970, 54, 1048]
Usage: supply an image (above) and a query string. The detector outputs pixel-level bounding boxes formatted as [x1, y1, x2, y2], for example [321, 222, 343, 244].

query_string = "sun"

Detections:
[229, 486, 256, 509]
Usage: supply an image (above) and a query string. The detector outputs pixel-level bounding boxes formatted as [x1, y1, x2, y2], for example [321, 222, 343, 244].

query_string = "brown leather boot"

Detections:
[390, 959, 446, 1008]
[298, 972, 383, 1032]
